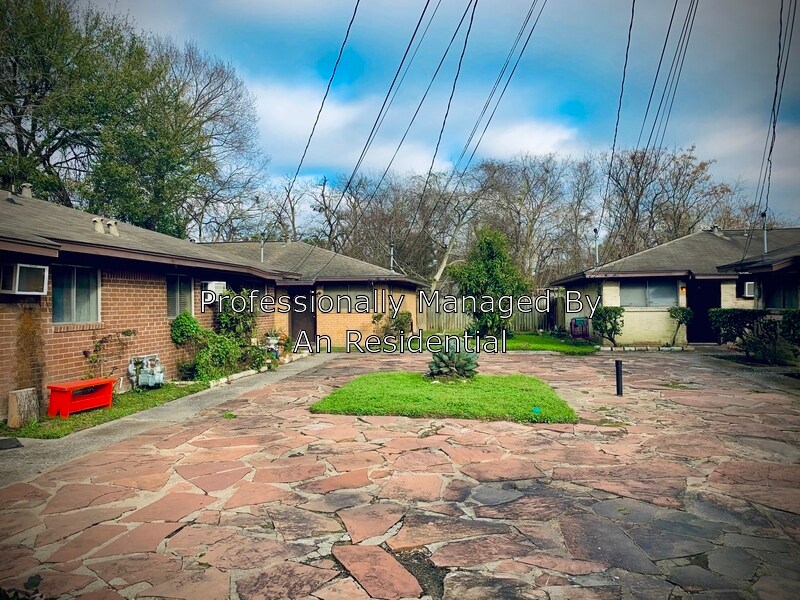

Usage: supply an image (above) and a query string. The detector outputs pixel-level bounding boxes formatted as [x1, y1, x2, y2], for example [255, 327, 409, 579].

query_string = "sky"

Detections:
[88, 0, 799, 219]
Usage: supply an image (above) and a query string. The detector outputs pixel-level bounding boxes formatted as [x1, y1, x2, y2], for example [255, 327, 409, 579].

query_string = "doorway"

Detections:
[686, 280, 721, 343]
[290, 287, 317, 347]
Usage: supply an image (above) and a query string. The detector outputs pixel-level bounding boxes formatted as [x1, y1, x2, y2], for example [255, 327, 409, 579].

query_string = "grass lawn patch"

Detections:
[505, 333, 596, 355]
[310, 372, 577, 423]
[0, 382, 209, 439]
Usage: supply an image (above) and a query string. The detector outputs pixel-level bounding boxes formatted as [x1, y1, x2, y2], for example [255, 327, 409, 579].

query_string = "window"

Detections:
[325, 284, 374, 312]
[764, 282, 799, 309]
[52, 266, 99, 323]
[620, 279, 678, 307]
[167, 275, 193, 318]
[0, 263, 48, 295]
[736, 279, 756, 298]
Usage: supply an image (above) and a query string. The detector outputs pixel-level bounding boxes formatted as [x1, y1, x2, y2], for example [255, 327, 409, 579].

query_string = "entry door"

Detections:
[290, 288, 316, 346]
[686, 281, 721, 343]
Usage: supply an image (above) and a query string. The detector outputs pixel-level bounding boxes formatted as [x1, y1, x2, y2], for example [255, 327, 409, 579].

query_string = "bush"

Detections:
[217, 288, 258, 345]
[171, 311, 202, 345]
[668, 306, 694, 346]
[592, 306, 625, 347]
[383, 311, 413, 336]
[427, 339, 479, 380]
[241, 345, 267, 371]
[708, 308, 767, 345]
[194, 332, 242, 381]
[709, 308, 799, 364]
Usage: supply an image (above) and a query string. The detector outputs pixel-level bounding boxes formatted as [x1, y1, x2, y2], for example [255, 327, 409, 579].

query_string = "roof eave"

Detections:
[56, 241, 285, 280]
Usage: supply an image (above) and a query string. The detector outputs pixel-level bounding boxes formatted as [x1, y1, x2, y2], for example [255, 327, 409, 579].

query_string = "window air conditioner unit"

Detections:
[0, 264, 49, 295]
[743, 281, 755, 298]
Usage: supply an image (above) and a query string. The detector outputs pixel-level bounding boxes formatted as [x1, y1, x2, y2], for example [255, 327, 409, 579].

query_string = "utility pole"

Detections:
[593, 228, 600, 267]
[390, 243, 395, 272]
[762, 211, 768, 254]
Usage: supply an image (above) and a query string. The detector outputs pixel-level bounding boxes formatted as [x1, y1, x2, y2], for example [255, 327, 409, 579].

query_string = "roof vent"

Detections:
[105, 219, 119, 237]
[20, 183, 33, 198]
[92, 217, 105, 234]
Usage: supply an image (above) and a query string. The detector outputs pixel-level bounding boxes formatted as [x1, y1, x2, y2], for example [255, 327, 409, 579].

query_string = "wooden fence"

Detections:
[419, 304, 552, 333]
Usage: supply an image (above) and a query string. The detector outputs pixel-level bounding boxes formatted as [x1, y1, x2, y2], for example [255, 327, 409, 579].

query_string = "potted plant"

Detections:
[264, 328, 282, 348]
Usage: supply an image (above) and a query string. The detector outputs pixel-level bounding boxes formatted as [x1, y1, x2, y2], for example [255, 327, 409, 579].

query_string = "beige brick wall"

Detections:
[720, 281, 756, 309]
[274, 283, 418, 348]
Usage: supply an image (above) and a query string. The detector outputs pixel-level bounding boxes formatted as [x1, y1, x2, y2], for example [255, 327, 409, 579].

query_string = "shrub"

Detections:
[708, 308, 767, 345]
[194, 332, 242, 381]
[668, 306, 694, 346]
[781, 308, 800, 353]
[427, 339, 478, 380]
[171, 311, 202, 345]
[217, 288, 258, 345]
[241, 345, 267, 371]
[709, 308, 799, 364]
[383, 311, 413, 336]
[592, 306, 625, 347]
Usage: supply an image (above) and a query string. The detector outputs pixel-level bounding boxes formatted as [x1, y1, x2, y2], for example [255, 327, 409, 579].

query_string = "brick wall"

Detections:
[1, 267, 276, 418]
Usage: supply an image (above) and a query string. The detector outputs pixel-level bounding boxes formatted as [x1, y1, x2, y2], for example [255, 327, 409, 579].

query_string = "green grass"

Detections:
[309, 372, 577, 423]
[504, 333, 597, 355]
[0, 382, 209, 439]
[331, 331, 596, 355]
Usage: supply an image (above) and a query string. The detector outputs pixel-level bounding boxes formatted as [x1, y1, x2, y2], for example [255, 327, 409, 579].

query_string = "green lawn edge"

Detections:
[310, 372, 577, 424]
[328, 332, 596, 355]
[0, 382, 209, 439]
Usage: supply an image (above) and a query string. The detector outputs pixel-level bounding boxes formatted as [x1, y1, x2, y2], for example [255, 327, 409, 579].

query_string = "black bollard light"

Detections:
[615, 359, 623, 396]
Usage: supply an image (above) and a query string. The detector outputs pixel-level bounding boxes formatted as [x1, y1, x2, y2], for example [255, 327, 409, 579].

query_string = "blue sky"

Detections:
[91, 0, 799, 218]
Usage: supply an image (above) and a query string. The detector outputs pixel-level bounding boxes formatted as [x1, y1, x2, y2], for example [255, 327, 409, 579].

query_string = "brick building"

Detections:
[0, 187, 422, 418]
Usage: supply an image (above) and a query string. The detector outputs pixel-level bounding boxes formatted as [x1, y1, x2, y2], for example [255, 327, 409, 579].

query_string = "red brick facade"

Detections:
[0, 267, 276, 419]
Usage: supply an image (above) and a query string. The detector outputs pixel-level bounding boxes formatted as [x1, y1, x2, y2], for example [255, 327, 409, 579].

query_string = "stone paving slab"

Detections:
[1, 351, 799, 599]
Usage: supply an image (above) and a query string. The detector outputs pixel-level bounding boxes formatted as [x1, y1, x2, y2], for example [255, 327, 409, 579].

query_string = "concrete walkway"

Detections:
[1, 351, 799, 599]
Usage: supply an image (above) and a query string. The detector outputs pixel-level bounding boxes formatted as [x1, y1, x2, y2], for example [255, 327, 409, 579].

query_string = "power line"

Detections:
[399, 0, 479, 252]
[740, 0, 795, 262]
[307, 0, 480, 279]
[402, 0, 548, 257]
[636, 0, 679, 148]
[595, 0, 637, 264]
[283, 0, 361, 209]
[288, 0, 435, 275]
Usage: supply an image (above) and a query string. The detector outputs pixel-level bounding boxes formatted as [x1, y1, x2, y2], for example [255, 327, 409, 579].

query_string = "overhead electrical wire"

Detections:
[401, 0, 548, 256]
[601, 0, 701, 268]
[397, 0, 479, 253]
[308, 0, 481, 278]
[287, 0, 436, 275]
[594, 0, 637, 267]
[282, 0, 361, 218]
[740, 0, 796, 262]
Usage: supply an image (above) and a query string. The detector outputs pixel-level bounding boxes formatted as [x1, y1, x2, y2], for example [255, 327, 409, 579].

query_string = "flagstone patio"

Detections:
[1, 351, 799, 599]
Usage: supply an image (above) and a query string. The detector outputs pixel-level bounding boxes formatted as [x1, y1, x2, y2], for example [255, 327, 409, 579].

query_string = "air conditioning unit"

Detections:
[743, 281, 755, 298]
[0, 264, 49, 295]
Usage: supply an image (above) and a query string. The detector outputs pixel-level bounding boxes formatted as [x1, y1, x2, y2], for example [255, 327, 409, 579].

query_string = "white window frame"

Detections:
[0, 263, 49, 295]
[743, 281, 755, 298]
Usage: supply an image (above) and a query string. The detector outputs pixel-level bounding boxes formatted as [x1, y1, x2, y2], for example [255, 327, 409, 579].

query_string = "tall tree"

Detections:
[0, 0, 148, 204]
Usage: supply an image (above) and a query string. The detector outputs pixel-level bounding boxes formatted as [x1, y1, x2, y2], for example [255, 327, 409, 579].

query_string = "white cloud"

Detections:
[476, 119, 581, 158]
[250, 80, 451, 176]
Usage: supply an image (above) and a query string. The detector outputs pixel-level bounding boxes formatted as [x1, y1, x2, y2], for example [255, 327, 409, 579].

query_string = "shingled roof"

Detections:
[204, 241, 424, 286]
[0, 189, 289, 280]
[717, 241, 800, 274]
[553, 227, 800, 285]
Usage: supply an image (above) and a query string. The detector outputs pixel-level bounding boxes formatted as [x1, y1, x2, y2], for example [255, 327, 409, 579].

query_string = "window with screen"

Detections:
[620, 279, 678, 307]
[167, 275, 193, 318]
[52, 266, 99, 323]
